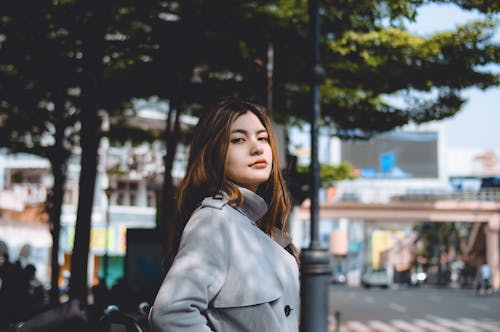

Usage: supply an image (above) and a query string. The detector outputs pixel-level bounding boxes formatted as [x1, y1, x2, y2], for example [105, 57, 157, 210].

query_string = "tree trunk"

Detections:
[69, 0, 112, 305]
[48, 158, 66, 305]
[47, 90, 69, 305]
[159, 98, 181, 249]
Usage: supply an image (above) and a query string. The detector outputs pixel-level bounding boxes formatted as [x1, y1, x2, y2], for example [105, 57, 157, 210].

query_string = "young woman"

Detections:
[149, 100, 300, 332]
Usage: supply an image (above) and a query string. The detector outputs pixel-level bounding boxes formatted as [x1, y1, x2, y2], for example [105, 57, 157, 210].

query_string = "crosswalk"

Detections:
[329, 316, 500, 332]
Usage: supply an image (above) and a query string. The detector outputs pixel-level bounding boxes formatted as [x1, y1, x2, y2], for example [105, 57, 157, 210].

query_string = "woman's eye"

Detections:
[258, 136, 269, 142]
[231, 138, 245, 143]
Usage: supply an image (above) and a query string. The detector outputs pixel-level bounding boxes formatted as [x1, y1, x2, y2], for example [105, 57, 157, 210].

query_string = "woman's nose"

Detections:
[250, 139, 264, 155]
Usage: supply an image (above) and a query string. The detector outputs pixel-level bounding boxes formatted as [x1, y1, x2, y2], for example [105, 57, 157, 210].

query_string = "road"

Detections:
[328, 286, 500, 332]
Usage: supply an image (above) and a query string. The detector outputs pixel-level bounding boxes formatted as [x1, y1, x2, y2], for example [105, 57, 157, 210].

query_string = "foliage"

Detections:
[451, 0, 499, 13]
[269, 1, 499, 138]
[297, 162, 358, 187]
[0, 1, 83, 303]
[84, 0, 499, 144]
[0, 1, 80, 157]
[3, 1, 498, 142]
[414, 221, 461, 263]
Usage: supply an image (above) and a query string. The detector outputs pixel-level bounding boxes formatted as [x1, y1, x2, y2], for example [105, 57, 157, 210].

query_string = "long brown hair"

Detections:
[164, 99, 299, 270]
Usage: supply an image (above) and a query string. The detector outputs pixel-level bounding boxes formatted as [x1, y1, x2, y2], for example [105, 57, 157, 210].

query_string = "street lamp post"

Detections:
[103, 185, 115, 286]
[300, 0, 330, 331]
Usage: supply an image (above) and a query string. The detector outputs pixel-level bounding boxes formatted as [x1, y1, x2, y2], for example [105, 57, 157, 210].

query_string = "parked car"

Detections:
[361, 268, 390, 288]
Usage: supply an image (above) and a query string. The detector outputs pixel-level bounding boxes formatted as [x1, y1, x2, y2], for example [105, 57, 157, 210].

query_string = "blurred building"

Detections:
[0, 105, 192, 290]
[290, 122, 500, 288]
[0, 153, 52, 282]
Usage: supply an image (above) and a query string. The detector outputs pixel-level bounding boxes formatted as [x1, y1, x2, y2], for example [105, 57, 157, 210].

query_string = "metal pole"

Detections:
[300, 0, 330, 331]
[103, 187, 112, 287]
[101, 117, 111, 288]
[309, 0, 321, 250]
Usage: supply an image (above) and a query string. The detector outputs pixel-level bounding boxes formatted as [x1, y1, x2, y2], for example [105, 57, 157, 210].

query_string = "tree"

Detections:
[68, 0, 114, 304]
[269, 0, 499, 138]
[0, 0, 80, 305]
[0, 0, 161, 304]
[414, 221, 461, 285]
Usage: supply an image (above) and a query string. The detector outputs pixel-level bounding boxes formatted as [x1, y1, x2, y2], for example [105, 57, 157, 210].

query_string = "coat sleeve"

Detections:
[149, 208, 230, 332]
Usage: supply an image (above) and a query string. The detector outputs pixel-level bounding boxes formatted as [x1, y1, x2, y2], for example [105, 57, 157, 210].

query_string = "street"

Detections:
[329, 285, 500, 332]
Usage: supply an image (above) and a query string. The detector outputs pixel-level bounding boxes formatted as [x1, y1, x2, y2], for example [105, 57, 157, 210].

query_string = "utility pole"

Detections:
[103, 185, 114, 286]
[300, 0, 330, 331]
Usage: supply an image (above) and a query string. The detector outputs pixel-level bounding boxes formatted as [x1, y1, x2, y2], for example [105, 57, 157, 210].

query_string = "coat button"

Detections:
[284, 305, 292, 317]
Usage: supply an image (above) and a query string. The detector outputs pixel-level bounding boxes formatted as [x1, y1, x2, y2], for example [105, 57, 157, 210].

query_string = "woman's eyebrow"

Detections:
[230, 129, 247, 135]
[230, 129, 267, 134]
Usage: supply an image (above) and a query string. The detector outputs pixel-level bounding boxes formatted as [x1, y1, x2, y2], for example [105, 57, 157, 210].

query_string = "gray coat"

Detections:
[149, 188, 299, 332]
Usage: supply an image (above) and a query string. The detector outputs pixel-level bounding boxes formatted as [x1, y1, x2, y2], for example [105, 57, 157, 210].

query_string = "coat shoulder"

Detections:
[200, 195, 227, 210]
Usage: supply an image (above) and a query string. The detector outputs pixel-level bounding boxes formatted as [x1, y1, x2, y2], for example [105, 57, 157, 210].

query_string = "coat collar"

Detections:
[203, 187, 293, 248]
[235, 187, 293, 248]
[233, 187, 268, 223]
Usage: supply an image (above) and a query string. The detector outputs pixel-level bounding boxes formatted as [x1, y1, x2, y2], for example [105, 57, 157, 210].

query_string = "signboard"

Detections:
[125, 228, 163, 302]
[342, 131, 439, 179]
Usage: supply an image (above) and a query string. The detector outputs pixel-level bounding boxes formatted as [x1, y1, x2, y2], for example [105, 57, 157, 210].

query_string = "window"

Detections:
[147, 193, 156, 207]
[117, 193, 125, 205]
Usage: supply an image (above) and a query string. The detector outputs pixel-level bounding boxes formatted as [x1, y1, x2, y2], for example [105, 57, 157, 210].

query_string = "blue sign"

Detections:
[380, 152, 396, 173]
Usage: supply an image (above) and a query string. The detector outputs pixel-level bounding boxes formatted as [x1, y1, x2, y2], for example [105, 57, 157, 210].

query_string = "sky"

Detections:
[408, 3, 499, 150]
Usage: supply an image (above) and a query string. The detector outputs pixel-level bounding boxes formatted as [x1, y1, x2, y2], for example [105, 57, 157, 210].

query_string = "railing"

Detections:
[337, 188, 499, 204]
[391, 189, 499, 202]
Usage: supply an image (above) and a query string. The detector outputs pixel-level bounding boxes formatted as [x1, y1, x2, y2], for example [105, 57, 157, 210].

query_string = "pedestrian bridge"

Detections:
[296, 190, 500, 290]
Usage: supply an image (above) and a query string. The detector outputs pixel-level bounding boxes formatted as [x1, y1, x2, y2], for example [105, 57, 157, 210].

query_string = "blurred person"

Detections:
[149, 100, 300, 332]
[15, 243, 33, 270]
[109, 277, 134, 311]
[91, 278, 110, 312]
[19, 264, 47, 319]
[476, 262, 491, 295]
[0, 241, 10, 287]
[1, 248, 47, 325]
[25, 264, 46, 303]
[0, 247, 16, 328]
[0, 240, 8, 261]
[0, 250, 24, 325]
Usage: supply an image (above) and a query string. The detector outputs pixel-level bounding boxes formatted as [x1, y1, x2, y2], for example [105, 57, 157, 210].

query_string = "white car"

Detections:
[361, 268, 390, 288]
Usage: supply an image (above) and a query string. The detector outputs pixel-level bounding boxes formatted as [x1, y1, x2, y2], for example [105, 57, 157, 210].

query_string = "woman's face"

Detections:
[225, 111, 273, 192]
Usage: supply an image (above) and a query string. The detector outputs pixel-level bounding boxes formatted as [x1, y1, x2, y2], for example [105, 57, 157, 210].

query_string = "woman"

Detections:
[149, 100, 300, 332]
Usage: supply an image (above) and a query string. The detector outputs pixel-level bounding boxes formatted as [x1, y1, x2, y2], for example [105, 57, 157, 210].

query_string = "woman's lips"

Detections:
[250, 161, 267, 168]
